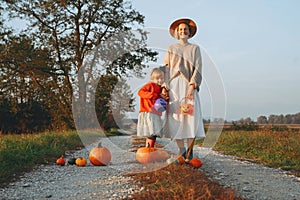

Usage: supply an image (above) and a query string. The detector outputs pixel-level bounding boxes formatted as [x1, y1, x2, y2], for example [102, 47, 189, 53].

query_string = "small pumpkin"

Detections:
[76, 157, 87, 167]
[189, 158, 202, 168]
[56, 155, 66, 166]
[89, 142, 112, 166]
[176, 155, 186, 165]
[68, 157, 77, 165]
[136, 146, 157, 163]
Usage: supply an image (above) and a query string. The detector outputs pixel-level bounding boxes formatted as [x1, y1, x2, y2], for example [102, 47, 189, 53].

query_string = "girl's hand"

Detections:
[186, 84, 194, 100]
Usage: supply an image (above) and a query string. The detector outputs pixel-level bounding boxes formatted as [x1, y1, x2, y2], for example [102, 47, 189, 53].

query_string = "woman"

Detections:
[161, 18, 205, 160]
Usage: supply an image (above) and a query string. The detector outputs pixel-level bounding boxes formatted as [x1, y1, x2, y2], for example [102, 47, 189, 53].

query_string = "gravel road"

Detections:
[1, 135, 299, 200]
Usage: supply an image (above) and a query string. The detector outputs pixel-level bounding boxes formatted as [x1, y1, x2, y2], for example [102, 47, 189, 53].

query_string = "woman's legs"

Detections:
[186, 138, 194, 160]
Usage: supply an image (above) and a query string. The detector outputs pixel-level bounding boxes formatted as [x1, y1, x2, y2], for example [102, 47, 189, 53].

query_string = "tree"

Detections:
[0, 34, 65, 133]
[3, 0, 157, 130]
[257, 115, 268, 124]
[94, 75, 135, 130]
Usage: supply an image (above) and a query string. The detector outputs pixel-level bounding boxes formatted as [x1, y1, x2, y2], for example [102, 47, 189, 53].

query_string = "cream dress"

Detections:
[137, 112, 162, 137]
[163, 43, 205, 140]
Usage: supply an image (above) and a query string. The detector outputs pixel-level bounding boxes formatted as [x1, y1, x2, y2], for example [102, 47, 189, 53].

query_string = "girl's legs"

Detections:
[176, 139, 186, 158]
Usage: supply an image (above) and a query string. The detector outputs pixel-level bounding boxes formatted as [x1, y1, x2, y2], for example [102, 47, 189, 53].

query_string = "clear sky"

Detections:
[131, 0, 300, 120]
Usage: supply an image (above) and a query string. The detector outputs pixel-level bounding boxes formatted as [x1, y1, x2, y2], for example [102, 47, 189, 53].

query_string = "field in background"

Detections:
[207, 129, 300, 176]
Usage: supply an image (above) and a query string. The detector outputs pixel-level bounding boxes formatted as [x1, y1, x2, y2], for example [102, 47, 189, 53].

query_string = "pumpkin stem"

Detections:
[97, 141, 102, 148]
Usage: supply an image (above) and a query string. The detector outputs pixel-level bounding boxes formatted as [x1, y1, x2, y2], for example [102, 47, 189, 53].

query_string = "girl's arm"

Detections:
[138, 83, 159, 99]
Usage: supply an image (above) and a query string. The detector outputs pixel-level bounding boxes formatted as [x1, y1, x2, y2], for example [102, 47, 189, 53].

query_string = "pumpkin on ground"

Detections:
[189, 158, 202, 168]
[67, 157, 77, 165]
[76, 157, 87, 167]
[56, 155, 66, 166]
[89, 142, 111, 166]
[176, 155, 186, 165]
[136, 146, 157, 163]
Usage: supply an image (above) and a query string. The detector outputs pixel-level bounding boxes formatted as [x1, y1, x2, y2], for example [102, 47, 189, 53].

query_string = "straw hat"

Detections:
[169, 18, 197, 39]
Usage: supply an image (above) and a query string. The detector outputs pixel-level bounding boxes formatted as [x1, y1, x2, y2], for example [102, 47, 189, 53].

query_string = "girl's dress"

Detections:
[137, 82, 162, 137]
[163, 43, 205, 140]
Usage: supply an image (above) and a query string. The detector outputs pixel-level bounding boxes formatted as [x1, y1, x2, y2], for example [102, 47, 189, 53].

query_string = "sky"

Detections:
[5, 0, 300, 121]
[130, 0, 300, 120]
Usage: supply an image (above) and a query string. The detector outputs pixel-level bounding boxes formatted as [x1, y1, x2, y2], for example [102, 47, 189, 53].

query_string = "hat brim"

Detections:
[169, 18, 197, 39]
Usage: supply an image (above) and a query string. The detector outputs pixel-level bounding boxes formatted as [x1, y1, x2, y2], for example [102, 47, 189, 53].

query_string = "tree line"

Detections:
[0, 1, 157, 134]
[205, 112, 300, 125]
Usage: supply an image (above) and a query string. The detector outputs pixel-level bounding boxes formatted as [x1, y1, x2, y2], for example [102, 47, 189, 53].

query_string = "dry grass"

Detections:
[126, 136, 244, 200]
[125, 164, 243, 200]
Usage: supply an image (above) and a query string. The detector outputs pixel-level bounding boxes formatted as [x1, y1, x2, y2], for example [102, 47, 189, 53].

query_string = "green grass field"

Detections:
[212, 129, 300, 175]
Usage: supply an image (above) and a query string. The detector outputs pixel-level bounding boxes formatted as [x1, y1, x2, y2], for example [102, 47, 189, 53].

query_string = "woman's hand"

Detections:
[186, 84, 195, 100]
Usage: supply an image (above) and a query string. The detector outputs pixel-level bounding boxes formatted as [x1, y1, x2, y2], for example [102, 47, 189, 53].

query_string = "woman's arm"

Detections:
[189, 46, 202, 91]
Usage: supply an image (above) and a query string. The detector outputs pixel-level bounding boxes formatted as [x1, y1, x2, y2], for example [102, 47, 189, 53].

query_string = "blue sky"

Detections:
[131, 0, 300, 120]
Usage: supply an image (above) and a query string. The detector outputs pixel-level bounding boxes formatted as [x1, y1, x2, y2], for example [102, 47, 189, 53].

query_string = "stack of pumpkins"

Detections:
[56, 142, 111, 167]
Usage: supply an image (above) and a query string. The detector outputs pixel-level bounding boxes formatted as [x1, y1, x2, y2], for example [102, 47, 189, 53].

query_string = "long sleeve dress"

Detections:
[137, 82, 163, 137]
[162, 42, 205, 140]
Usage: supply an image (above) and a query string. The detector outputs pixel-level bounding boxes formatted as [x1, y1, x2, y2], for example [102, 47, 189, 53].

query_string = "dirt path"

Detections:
[196, 147, 300, 200]
[1, 135, 299, 200]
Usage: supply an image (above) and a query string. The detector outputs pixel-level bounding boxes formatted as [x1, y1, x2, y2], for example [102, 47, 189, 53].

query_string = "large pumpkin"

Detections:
[136, 146, 157, 163]
[89, 142, 111, 166]
[136, 147, 170, 163]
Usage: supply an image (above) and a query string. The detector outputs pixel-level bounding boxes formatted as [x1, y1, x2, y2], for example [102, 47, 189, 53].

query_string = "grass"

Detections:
[211, 129, 300, 175]
[0, 129, 122, 188]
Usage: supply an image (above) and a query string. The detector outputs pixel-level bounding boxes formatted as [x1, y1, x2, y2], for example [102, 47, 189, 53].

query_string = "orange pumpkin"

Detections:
[176, 155, 186, 165]
[189, 158, 202, 168]
[76, 157, 87, 167]
[136, 146, 157, 163]
[89, 142, 112, 166]
[56, 155, 66, 166]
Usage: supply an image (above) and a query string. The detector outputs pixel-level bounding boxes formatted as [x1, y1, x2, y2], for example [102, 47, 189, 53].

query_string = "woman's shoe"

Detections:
[186, 148, 193, 161]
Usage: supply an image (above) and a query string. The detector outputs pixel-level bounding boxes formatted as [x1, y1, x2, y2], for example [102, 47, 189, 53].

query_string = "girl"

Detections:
[137, 68, 167, 137]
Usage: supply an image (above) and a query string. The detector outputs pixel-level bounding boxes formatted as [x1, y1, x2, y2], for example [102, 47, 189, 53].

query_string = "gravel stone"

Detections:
[1, 135, 299, 200]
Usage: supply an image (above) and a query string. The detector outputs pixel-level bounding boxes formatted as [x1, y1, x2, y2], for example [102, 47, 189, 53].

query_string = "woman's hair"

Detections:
[150, 68, 164, 80]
